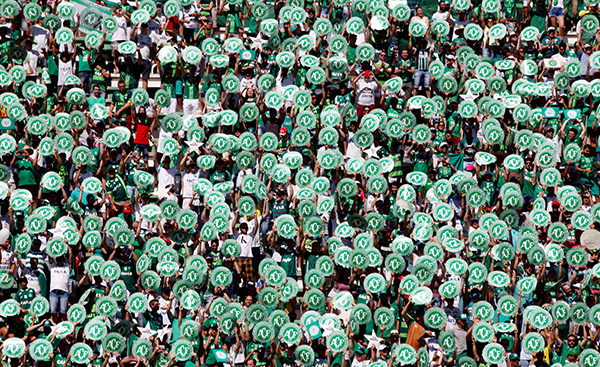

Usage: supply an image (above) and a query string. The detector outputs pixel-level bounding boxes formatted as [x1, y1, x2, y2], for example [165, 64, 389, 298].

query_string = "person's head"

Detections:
[163, 155, 171, 168]
[21, 146, 33, 159]
[109, 148, 119, 160]
[92, 84, 101, 97]
[559, 41, 567, 54]
[30, 257, 39, 270]
[115, 5, 122, 15]
[18, 276, 27, 289]
[548, 27, 556, 37]
[524, 263, 535, 275]
[108, 166, 116, 179]
[118, 80, 126, 93]
[239, 222, 248, 234]
[56, 256, 66, 266]
[416, 7, 423, 16]
[546, 126, 555, 138]
[244, 294, 254, 307]
[562, 282, 572, 295]
[355, 346, 367, 360]
[279, 127, 288, 139]
[23, 39, 33, 51]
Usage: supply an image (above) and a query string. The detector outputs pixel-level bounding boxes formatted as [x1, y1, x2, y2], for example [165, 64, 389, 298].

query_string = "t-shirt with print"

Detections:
[356, 79, 377, 106]
[106, 174, 130, 202]
[16, 288, 36, 309]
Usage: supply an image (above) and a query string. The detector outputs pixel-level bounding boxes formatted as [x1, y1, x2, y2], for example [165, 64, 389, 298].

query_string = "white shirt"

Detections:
[235, 233, 253, 257]
[57, 59, 73, 86]
[182, 171, 199, 198]
[180, 6, 199, 29]
[112, 15, 129, 42]
[356, 79, 378, 106]
[157, 166, 177, 191]
[30, 25, 50, 51]
[49, 263, 70, 292]
[345, 131, 362, 159]
[0, 249, 13, 272]
[136, 32, 152, 60]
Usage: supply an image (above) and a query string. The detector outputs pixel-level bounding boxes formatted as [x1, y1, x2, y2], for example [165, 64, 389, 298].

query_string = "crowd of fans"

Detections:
[0, 0, 600, 367]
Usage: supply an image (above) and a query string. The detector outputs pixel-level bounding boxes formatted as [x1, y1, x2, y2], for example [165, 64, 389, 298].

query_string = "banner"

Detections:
[71, 0, 113, 41]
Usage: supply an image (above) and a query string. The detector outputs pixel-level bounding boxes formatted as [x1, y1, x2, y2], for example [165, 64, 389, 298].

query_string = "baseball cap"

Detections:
[279, 127, 288, 135]
[547, 27, 556, 32]
[203, 317, 219, 329]
[509, 353, 519, 361]
[440, 142, 449, 148]
[364, 70, 372, 77]
[123, 206, 132, 213]
[18, 276, 27, 283]
[354, 345, 368, 355]
[466, 164, 476, 171]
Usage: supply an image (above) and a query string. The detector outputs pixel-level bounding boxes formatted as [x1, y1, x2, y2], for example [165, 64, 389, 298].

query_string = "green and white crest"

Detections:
[30, 296, 49, 316]
[327, 330, 349, 353]
[482, 343, 505, 364]
[424, 307, 447, 330]
[409, 20, 427, 37]
[70, 343, 93, 365]
[517, 276, 537, 293]
[55, 27, 74, 45]
[102, 333, 126, 353]
[472, 322, 494, 343]
[24, 213, 46, 235]
[29, 338, 52, 361]
[522, 333, 545, 354]
[2, 338, 26, 358]
[579, 349, 600, 367]
[0, 299, 19, 317]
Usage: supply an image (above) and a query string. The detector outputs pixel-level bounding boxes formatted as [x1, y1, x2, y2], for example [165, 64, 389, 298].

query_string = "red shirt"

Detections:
[134, 119, 151, 145]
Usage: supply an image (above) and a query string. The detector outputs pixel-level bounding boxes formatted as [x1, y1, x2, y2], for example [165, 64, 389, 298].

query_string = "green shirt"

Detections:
[106, 174, 129, 202]
[183, 73, 201, 99]
[0, 38, 15, 64]
[16, 158, 37, 186]
[92, 68, 107, 90]
[16, 288, 36, 309]
[126, 161, 146, 185]
[163, 71, 177, 98]
[397, 59, 414, 82]
[87, 95, 106, 107]
[77, 48, 96, 73]
[112, 90, 132, 116]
